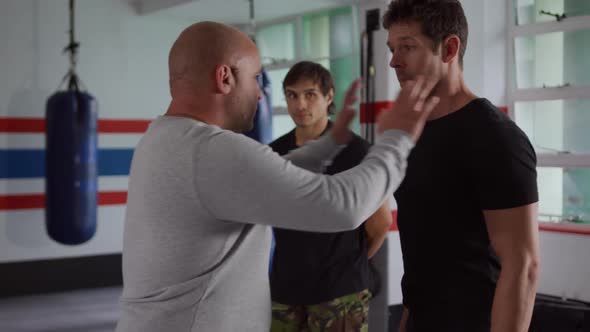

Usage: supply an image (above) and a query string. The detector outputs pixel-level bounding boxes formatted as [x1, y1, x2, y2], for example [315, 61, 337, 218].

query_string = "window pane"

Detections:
[514, 27, 590, 89]
[515, 98, 590, 154]
[329, 9, 354, 57]
[330, 56, 361, 135]
[257, 22, 296, 66]
[538, 167, 590, 223]
[272, 114, 295, 140]
[267, 68, 289, 108]
[303, 7, 354, 59]
[303, 13, 330, 59]
[514, 0, 590, 25]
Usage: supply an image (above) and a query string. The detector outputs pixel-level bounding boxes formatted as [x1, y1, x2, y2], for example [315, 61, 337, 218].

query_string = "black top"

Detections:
[395, 98, 538, 329]
[269, 123, 372, 305]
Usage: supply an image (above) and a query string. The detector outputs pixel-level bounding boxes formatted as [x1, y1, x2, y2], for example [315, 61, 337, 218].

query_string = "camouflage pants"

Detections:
[271, 289, 370, 332]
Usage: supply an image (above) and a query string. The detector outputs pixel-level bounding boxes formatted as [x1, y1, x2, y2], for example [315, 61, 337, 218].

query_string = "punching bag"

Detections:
[45, 0, 98, 245]
[45, 91, 98, 245]
[244, 69, 273, 144]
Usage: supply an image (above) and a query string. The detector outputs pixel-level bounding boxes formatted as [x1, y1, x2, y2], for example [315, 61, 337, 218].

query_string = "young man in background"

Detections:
[270, 61, 392, 332]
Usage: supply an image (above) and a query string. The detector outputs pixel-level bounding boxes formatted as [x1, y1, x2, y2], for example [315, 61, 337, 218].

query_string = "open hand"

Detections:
[331, 79, 362, 144]
[377, 76, 439, 142]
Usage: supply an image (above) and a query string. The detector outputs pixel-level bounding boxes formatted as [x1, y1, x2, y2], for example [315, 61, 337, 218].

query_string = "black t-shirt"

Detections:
[395, 98, 538, 329]
[269, 124, 371, 305]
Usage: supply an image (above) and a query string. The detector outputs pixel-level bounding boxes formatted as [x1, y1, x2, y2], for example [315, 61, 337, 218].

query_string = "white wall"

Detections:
[538, 231, 590, 301]
[460, 0, 508, 105]
[0, 0, 190, 262]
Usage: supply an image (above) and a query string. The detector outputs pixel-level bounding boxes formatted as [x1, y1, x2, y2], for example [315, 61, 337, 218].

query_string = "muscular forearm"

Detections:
[365, 202, 392, 259]
[491, 259, 538, 332]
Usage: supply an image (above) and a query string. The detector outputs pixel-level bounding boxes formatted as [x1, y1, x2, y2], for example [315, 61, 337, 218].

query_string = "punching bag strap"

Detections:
[62, 0, 81, 93]
[59, 0, 85, 146]
[249, 0, 255, 32]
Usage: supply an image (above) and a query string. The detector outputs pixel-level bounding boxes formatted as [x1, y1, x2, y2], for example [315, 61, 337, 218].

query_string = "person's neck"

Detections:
[427, 73, 478, 121]
[165, 96, 224, 128]
[295, 117, 329, 146]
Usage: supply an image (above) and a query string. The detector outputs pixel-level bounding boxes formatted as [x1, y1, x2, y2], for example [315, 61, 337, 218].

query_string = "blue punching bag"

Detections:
[45, 0, 98, 245]
[45, 90, 98, 245]
[244, 69, 273, 144]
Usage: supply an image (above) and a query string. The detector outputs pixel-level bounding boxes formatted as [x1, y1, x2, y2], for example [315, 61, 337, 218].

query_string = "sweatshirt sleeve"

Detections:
[281, 133, 345, 173]
[194, 129, 414, 232]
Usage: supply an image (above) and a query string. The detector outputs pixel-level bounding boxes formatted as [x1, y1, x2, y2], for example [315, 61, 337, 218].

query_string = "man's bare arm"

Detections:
[365, 200, 392, 259]
[485, 203, 540, 332]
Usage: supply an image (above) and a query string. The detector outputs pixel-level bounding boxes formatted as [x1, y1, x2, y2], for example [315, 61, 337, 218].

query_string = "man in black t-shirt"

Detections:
[269, 61, 393, 332]
[383, 1, 540, 332]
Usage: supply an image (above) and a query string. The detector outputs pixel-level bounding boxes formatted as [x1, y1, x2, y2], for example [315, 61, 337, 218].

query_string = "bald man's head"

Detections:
[168, 21, 255, 93]
[166, 21, 263, 133]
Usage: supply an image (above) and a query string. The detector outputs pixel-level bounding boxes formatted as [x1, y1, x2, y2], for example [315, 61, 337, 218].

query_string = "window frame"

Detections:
[506, 2, 590, 168]
[507, 1, 590, 225]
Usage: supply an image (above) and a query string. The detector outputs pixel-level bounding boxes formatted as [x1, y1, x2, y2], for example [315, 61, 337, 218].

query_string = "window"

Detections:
[514, 0, 590, 25]
[537, 167, 590, 223]
[508, 0, 590, 223]
[256, 6, 360, 140]
[257, 22, 296, 67]
[514, 99, 590, 154]
[514, 28, 590, 89]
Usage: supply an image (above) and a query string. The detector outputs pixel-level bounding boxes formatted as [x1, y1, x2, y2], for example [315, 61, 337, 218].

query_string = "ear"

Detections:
[326, 88, 335, 105]
[214, 64, 234, 94]
[442, 35, 460, 64]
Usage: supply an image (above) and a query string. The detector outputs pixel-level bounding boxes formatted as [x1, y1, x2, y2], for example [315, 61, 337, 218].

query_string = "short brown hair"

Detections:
[283, 61, 335, 114]
[383, 0, 468, 67]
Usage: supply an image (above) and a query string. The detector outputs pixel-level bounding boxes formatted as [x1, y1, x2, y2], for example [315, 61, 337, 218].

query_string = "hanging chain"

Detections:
[249, 0, 255, 30]
[63, 0, 80, 90]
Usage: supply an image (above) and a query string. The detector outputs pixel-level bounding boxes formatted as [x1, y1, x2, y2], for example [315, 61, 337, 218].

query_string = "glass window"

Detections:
[303, 14, 330, 59]
[514, 98, 590, 154]
[510, 0, 590, 226]
[538, 167, 590, 223]
[302, 7, 354, 59]
[329, 9, 355, 58]
[514, 0, 590, 25]
[329, 56, 360, 134]
[514, 27, 590, 89]
[257, 22, 296, 66]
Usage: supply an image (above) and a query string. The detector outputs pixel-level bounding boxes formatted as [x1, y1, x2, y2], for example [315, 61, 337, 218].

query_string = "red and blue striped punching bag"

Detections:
[45, 89, 98, 245]
[45, 0, 98, 245]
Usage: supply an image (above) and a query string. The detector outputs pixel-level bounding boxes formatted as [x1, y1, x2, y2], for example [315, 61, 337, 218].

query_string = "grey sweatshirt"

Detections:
[116, 116, 414, 332]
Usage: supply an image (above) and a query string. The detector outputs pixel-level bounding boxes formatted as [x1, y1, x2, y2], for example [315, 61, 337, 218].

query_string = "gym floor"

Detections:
[0, 287, 120, 332]
[1, 287, 588, 332]
[0, 287, 403, 332]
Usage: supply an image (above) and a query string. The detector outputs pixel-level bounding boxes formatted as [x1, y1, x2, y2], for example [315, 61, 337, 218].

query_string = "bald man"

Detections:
[116, 21, 439, 332]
